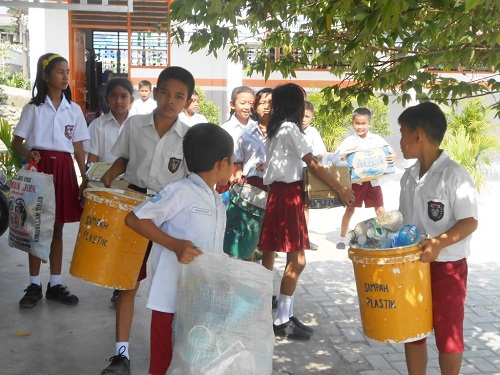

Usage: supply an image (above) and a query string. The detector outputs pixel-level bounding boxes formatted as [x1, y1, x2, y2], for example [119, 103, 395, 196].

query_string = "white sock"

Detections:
[29, 275, 41, 286]
[339, 236, 346, 244]
[289, 293, 295, 318]
[50, 274, 62, 287]
[274, 294, 292, 326]
[116, 342, 129, 359]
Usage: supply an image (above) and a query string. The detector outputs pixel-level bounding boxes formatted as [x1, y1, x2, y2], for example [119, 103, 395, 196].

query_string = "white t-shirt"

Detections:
[264, 121, 312, 185]
[399, 152, 478, 262]
[221, 116, 256, 151]
[84, 112, 130, 162]
[234, 122, 266, 178]
[111, 112, 189, 193]
[14, 95, 89, 153]
[303, 125, 327, 157]
[130, 97, 156, 116]
[178, 111, 208, 127]
[133, 173, 227, 313]
[336, 131, 392, 186]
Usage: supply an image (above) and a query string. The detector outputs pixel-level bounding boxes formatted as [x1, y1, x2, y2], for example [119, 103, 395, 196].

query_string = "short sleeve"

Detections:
[13, 104, 35, 139]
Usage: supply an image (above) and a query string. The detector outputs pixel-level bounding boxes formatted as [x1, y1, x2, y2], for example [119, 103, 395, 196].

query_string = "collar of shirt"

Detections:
[136, 112, 185, 138]
[45, 94, 71, 111]
[408, 150, 448, 182]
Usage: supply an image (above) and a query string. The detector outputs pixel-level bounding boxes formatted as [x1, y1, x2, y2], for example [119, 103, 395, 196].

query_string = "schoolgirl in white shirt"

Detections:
[12, 53, 90, 308]
[218, 86, 255, 193]
[234, 87, 272, 191]
[259, 83, 354, 340]
[85, 77, 134, 164]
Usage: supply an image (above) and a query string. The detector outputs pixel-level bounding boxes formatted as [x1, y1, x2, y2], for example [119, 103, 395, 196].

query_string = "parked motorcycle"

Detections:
[0, 170, 10, 237]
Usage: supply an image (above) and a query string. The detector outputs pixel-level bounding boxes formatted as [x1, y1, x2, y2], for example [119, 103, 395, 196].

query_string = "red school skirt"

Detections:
[36, 149, 82, 223]
[259, 181, 310, 253]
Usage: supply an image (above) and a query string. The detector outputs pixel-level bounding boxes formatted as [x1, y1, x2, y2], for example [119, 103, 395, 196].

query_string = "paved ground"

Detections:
[1, 161, 499, 374]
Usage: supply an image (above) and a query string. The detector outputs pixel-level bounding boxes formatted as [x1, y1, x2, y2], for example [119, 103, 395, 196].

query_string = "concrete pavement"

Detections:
[1, 162, 499, 374]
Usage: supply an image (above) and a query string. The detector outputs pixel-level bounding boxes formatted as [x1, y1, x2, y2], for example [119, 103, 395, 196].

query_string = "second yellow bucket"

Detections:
[70, 188, 149, 290]
[348, 244, 432, 343]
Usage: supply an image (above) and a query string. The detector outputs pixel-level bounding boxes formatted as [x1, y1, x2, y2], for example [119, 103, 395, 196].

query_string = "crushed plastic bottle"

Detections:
[348, 210, 404, 242]
[398, 225, 420, 246]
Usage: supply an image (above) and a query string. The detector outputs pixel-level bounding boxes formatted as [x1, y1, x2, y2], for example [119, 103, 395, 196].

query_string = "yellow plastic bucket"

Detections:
[70, 188, 149, 290]
[348, 244, 432, 343]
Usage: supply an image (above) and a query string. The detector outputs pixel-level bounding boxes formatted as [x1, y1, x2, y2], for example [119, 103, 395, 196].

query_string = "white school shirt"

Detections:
[133, 173, 227, 313]
[303, 125, 327, 157]
[14, 95, 89, 153]
[399, 152, 478, 262]
[264, 121, 312, 185]
[221, 116, 256, 151]
[178, 111, 208, 127]
[129, 97, 156, 116]
[84, 111, 131, 162]
[335, 131, 392, 186]
[234, 122, 266, 178]
[111, 112, 189, 193]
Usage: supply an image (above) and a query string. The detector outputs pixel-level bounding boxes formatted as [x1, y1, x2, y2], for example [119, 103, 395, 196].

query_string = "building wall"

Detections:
[28, 8, 69, 86]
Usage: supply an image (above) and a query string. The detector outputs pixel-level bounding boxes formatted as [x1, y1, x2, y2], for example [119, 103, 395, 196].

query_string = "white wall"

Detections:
[28, 8, 69, 86]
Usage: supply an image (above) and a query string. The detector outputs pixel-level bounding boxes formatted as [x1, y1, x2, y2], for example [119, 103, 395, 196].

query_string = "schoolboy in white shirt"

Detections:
[178, 89, 208, 126]
[100, 66, 194, 375]
[125, 123, 234, 374]
[398, 102, 478, 375]
[129, 80, 156, 116]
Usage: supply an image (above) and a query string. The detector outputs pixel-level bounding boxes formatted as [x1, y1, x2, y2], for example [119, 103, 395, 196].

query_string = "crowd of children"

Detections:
[10, 52, 478, 375]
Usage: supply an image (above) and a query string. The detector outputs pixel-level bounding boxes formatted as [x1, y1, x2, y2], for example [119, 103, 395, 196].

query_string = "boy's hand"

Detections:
[418, 237, 441, 263]
[173, 240, 203, 264]
[386, 154, 396, 165]
[338, 186, 355, 207]
[100, 172, 112, 188]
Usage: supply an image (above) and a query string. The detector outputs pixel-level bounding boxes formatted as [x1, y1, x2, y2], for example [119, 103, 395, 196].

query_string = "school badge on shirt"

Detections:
[65, 124, 75, 140]
[428, 201, 444, 222]
[168, 157, 181, 173]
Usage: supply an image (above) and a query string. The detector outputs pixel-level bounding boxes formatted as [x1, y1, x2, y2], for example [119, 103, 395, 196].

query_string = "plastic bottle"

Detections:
[366, 226, 389, 239]
[349, 210, 404, 240]
[220, 190, 231, 205]
[398, 224, 420, 246]
[375, 210, 404, 231]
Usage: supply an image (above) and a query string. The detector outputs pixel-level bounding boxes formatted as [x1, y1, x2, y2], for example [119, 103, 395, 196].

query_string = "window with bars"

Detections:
[93, 30, 168, 74]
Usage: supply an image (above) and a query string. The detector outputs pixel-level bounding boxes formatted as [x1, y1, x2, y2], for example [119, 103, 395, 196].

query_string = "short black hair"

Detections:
[398, 102, 447, 145]
[138, 80, 152, 89]
[156, 66, 195, 99]
[353, 107, 372, 121]
[183, 123, 234, 173]
[106, 77, 134, 97]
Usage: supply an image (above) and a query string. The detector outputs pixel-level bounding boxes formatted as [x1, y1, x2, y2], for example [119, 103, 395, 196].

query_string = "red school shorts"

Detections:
[410, 258, 468, 353]
[149, 310, 174, 375]
[352, 182, 384, 208]
[258, 181, 310, 253]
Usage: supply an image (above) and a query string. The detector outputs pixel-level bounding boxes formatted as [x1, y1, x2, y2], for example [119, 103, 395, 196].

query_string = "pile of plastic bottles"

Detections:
[349, 210, 421, 249]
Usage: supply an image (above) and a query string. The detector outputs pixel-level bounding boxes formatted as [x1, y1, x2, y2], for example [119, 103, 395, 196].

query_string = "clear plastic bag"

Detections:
[168, 253, 274, 375]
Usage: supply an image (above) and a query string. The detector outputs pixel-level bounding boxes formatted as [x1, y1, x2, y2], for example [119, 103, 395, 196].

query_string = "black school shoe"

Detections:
[290, 316, 314, 333]
[45, 283, 79, 305]
[111, 289, 119, 304]
[101, 355, 130, 375]
[273, 320, 311, 340]
[19, 283, 43, 308]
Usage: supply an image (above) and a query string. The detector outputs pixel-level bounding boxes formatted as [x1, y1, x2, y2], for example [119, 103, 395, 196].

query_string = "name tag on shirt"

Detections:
[192, 207, 212, 216]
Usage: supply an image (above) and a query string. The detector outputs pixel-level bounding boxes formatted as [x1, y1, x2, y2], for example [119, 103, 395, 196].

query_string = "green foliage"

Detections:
[168, 0, 500, 117]
[195, 86, 221, 124]
[307, 92, 391, 151]
[0, 116, 23, 179]
[442, 99, 500, 192]
[0, 72, 31, 90]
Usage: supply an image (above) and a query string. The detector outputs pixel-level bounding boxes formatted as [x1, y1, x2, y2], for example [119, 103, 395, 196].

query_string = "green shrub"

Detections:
[0, 116, 23, 179]
[0, 72, 31, 91]
[196, 86, 221, 125]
